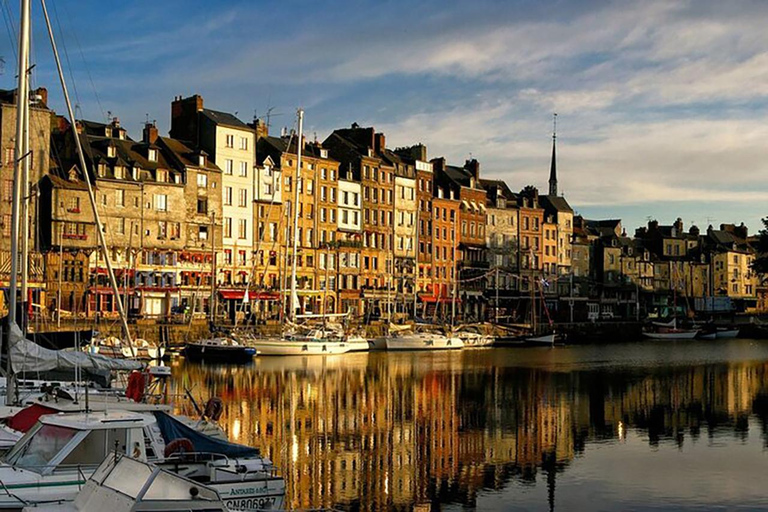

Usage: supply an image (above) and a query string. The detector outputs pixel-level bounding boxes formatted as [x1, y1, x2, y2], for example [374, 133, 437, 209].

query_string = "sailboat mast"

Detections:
[41, 0, 133, 346]
[289, 109, 303, 323]
[9, 0, 31, 330]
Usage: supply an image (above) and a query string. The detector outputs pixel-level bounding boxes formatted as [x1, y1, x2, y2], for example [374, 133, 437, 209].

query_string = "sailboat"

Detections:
[246, 109, 351, 356]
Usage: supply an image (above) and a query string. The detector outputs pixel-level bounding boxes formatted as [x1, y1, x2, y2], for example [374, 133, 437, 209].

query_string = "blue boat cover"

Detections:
[153, 411, 259, 458]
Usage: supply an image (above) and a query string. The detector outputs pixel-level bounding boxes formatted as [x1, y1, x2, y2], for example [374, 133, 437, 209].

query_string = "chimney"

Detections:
[431, 157, 446, 172]
[32, 87, 48, 107]
[170, 94, 204, 145]
[736, 222, 748, 240]
[250, 118, 269, 141]
[374, 132, 386, 153]
[465, 158, 480, 179]
[673, 217, 683, 235]
[143, 122, 159, 144]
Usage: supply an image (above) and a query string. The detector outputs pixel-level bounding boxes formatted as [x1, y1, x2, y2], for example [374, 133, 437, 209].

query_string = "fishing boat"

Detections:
[23, 451, 231, 512]
[0, 409, 285, 510]
[182, 337, 257, 364]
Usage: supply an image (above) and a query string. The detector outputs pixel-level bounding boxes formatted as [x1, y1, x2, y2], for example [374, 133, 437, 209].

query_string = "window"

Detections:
[148, 148, 158, 162]
[116, 218, 125, 235]
[239, 161, 248, 177]
[156, 169, 168, 183]
[225, 159, 233, 175]
[239, 137, 248, 150]
[107, 145, 116, 158]
[226, 134, 234, 148]
[224, 187, 232, 206]
[197, 173, 207, 187]
[198, 226, 208, 240]
[154, 194, 167, 211]
[158, 221, 167, 238]
[223, 217, 232, 238]
[238, 218, 247, 239]
[197, 198, 208, 214]
[115, 189, 125, 207]
[238, 188, 248, 207]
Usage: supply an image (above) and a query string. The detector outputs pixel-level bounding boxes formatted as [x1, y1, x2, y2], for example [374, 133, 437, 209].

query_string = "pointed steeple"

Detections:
[548, 112, 558, 197]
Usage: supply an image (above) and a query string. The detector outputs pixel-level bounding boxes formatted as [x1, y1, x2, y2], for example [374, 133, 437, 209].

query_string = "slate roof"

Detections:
[159, 137, 221, 172]
[257, 135, 336, 167]
[540, 194, 573, 214]
[479, 179, 518, 207]
[201, 109, 252, 131]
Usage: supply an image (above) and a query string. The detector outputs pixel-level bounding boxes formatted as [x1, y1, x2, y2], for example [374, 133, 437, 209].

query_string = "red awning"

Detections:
[7, 404, 57, 433]
[219, 290, 245, 300]
[219, 290, 279, 301]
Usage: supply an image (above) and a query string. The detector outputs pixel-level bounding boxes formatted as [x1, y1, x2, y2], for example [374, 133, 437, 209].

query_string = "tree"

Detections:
[751, 217, 768, 275]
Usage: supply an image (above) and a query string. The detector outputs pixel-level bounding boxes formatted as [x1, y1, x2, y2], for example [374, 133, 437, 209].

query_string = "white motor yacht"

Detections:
[0, 410, 285, 511]
[24, 452, 230, 512]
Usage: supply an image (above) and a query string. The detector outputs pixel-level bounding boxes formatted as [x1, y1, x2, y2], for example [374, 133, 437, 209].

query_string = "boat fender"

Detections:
[164, 437, 195, 458]
[204, 397, 223, 421]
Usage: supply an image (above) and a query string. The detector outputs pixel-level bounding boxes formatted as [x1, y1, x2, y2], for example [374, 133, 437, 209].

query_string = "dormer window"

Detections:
[97, 163, 106, 177]
[114, 166, 124, 179]
[320, 149, 328, 158]
[156, 169, 168, 183]
[107, 145, 116, 158]
[132, 166, 140, 180]
[198, 154, 205, 167]
[148, 148, 158, 162]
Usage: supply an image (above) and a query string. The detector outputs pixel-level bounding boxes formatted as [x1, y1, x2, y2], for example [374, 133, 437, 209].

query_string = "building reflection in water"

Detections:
[171, 350, 768, 511]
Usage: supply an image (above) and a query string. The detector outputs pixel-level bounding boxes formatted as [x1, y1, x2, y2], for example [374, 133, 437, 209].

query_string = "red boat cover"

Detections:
[7, 403, 57, 433]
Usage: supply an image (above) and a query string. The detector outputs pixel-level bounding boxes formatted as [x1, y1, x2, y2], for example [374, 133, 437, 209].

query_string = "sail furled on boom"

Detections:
[8, 323, 142, 373]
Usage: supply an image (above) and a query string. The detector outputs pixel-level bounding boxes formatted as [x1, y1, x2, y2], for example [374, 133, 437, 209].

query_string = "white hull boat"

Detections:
[346, 335, 370, 352]
[381, 332, 464, 351]
[716, 328, 740, 339]
[249, 337, 352, 356]
[0, 410, 285, 510]
[642, 330, 699, 340]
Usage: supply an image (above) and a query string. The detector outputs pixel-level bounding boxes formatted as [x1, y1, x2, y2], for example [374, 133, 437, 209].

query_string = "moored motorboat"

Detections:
[0, 410, 285, 510]
[182, 338, 257, 364]
[376, 324, 464, 351]
[23, 452, 231, 512]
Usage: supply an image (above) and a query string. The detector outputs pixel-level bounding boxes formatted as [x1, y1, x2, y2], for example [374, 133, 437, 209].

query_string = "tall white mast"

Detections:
[6, 0, 31, 405]
[9, 0, 31, 331]
[289, 109, 303, 323]
[41, 0, 133, 346]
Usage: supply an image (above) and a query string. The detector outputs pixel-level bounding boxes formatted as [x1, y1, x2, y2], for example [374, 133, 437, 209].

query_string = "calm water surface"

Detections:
[172, 339, 768, 511]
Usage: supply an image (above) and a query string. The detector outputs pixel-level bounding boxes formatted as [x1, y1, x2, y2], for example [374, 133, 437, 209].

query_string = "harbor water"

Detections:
[173, 338, 768, 511]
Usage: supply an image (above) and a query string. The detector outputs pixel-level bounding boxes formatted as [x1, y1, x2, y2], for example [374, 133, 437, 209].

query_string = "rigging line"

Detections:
[59, 0, 105, 122]
[1, 0, 17, 62]
[50, 0, 81, 114]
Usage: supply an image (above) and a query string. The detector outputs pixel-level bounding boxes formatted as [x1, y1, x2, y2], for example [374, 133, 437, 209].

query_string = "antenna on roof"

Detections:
[145, 113, 149, 124]
[265, 107, 282, 130]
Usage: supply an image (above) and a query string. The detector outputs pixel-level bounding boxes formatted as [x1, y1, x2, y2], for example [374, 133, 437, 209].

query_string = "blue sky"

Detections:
[3, 0, 768, 234]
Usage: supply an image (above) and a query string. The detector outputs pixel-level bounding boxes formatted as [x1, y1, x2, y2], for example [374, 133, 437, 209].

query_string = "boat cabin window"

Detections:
[5, 424, 78, 472]
[61, 428, 128, 467]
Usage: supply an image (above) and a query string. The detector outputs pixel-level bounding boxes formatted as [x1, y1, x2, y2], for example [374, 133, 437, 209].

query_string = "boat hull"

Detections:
[716, 329, 740, 339]
[251, 338, 352, 356]
[383, 333, 464, 351]
[526, 333, 556, 346]
[642, 331, 699, 340]
[183, 344, 256, 364]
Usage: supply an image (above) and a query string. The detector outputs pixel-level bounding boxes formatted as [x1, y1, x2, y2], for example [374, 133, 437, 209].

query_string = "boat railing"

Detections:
[0, 477, 29, 505]
[164, 451, 282, 479]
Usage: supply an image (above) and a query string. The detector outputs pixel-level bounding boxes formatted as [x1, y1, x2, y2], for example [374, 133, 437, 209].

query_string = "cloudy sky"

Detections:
[4, 0, 768, 233]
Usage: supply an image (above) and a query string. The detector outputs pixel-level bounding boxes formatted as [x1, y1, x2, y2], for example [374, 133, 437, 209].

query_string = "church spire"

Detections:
[548, 112, 558, 197]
